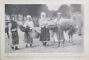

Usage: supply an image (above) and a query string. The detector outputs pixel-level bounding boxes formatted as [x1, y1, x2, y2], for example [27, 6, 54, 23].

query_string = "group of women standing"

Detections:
[7, 12, 64, 50]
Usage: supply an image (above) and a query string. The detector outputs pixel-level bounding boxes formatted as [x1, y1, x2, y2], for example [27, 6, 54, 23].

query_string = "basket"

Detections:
[19, 25, 30, 32]
[30, 30, 40, 38]
[47, 25, 57, 30]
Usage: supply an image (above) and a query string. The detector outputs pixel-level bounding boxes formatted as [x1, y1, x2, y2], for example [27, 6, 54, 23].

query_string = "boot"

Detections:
[44, 42, 47, 46]
[30, 44, 32, 47]
[63, 39, 65, 46]
[15, 46, 19, 50]
[58, 42, 60, 47]
[79, 34, 82, 36]
[26, 44, 28, 48]
[43, 42, 45, 46]
[11, 45, 14, 49]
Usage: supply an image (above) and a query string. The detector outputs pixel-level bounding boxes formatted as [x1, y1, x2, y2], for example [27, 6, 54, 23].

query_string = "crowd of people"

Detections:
[5, 12, 83, 50]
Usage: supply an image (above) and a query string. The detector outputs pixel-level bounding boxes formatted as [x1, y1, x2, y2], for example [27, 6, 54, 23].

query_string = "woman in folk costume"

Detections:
[23, 15, 35, 47]
[39, 12, 50, 46]
[9, 15, 19, 50]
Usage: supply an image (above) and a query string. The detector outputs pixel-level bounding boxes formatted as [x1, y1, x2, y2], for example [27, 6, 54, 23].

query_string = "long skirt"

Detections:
[11, 31, 19, 45]
[24, 32, 33, 44]
[40, 27, 50, 42]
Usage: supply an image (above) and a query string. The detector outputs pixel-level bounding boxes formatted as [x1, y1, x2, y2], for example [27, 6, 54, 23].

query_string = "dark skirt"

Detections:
[5, 28, 8, 33]
[24, 32, 33, 44]
[40, 27, 50, 41]
[11, 31, 19, 45]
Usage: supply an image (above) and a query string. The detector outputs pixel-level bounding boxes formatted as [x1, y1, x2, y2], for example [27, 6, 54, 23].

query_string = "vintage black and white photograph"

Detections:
[5, 4, 84, 53]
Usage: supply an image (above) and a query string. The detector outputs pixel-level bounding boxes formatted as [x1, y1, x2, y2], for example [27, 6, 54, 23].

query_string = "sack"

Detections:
[35, 27, 41, 33]
[47, 25, 57, 30]
[59, 18, 73, 31]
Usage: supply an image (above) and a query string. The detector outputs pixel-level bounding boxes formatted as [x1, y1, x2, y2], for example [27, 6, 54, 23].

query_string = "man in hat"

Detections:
[53, 12, 65, 47]
[51, 12, 62, 43]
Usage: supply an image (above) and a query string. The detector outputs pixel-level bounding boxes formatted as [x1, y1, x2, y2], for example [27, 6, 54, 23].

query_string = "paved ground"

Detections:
[5, 28, 84, 53]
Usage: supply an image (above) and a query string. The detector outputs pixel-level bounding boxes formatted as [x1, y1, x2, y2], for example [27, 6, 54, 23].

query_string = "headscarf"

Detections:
[41, 12, 46, 19]
[27, 15, 32, 21]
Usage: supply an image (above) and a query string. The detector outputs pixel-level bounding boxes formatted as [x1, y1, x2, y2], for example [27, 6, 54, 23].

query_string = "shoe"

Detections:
[44, 42, 47, 47]
[30, 44, 32, 47]
[26, 44, 28, 48]
[58, 42, 60, 47]
[79, 34, 82, 36]
[15, 46, 19, 50]
[43, 42, 45, 46]
[11, 46, 14, 49]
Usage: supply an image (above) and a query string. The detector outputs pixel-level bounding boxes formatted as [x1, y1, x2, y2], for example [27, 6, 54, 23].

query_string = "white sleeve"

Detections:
[28, 21, 34, 29]
[23, 21, 27, 28]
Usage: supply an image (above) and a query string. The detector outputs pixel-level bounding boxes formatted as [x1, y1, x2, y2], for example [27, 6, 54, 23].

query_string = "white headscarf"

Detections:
[27, 15, 32, 21]
[24, 15, 34, 29]
[41, 12, 46, 19]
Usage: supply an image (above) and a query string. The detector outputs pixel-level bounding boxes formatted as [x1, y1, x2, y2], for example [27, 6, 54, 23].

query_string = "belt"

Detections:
[11, 28, 17, 31]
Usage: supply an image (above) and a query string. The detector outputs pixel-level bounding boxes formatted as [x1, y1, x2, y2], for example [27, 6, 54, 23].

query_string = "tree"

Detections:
[58, 4, 70, 18]
[70, 4, 81, 13]
[5, 4, 50, 18]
